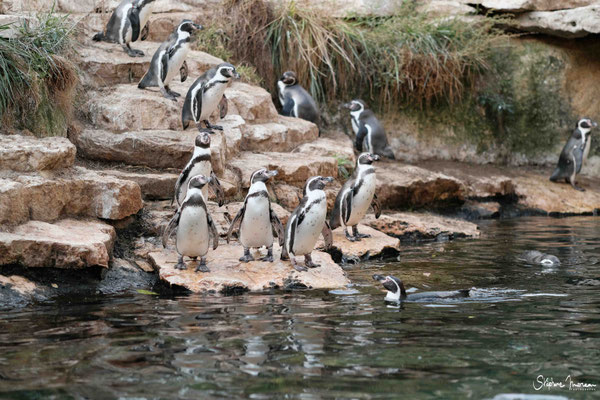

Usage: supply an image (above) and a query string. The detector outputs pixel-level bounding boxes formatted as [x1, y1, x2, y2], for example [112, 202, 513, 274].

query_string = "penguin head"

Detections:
[188, 174, 211, 191]
[342, 99, 366, 113]
[305, 175, 334, 192]
[195, 132, 211, 148]
[372, 274, 406, 300]
[134, 0, 155, 8]
[357, 153, 380, 165]
[216, 63, 240, 80]
[578, 118, 598, 131]
[250, 168, 278, 184]
[178, 20, 203, 35]
[280, 71, 297, 86]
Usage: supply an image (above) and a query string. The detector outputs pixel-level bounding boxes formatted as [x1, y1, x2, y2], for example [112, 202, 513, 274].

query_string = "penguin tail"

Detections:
[92, 32, 105, 42]
[329, 215, 340, 231]
[182, 119, 189, 130]
[549, 167, 561, 182]
[137, 77, 148, 89]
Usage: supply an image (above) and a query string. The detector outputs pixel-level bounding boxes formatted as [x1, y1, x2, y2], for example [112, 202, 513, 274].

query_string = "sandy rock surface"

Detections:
[0, 135, 76, 172]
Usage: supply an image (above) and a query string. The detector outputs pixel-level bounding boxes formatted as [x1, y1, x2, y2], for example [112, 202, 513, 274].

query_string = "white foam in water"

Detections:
[329, 288, 361, 295]
[423, 304, 457, 308]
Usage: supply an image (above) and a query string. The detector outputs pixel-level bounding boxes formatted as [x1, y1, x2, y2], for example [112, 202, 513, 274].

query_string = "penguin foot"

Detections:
[291, 257, 307, 272]
[260, 255, 274, 262]
[304, 255, 320, 269]
[239, 254, 255, 263]
[573, 185, 586, 192]
[352, 226, 370, 239]
[195, 259, 210, 273]
[355, 233, 371, 239]
[203, 120, 223, 131]
[127, 49, 145, 57]
[160, 87, 178, 102]
[168, 90, 181, 98]
[175, 257, 187, 270]
[344, 233, 358, 242]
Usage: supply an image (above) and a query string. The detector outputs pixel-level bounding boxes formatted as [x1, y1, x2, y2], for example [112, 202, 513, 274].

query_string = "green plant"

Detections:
[334, 155, 353, 180]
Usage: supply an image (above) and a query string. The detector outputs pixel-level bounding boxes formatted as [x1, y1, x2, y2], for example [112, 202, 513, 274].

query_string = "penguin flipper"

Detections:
[207, 213, 219, 250]
[355, 125, 368, 152]
[128, 6, 141, 42]
[321, 221, 333, 250]
[226, 203, 245, 244]
[219, 95, 228, 119]
[172, 166, 189, 207]
[162, 209, 181, 248]
[371, 193, 381, 219]
[160, 51, 169, 83]
[209, 171, 225, 207]
[269, 207, 285, 247]
[281, 97, 294, 117]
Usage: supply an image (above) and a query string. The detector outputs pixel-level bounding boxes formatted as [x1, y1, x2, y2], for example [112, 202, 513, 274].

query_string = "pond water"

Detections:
[1, 217, 599, 399]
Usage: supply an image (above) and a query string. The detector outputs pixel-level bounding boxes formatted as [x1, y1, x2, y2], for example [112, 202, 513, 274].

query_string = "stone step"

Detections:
[4, 0, 193, 14]
[240, 116, 318, 153]
[0, 219, 116, 269]
[96, 169, 179, 201]
[0, 166, 143, 226]
[0, 134, 75, 172]
[318, 224, 400, 262]
[79, 40, 222, 88]
[293, 133, 356, 165]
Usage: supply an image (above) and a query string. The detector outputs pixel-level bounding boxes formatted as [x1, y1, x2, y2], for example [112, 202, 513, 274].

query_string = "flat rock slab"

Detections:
[294, 134, 356, 165]
[98, 169, 178, 200]
[240, 116, 319, 153]
[364, 212, 480, 241]
[0, 219, 116, 268]
[0, 135, 75, 172]
[514, 5, 600, 38]
[225, 82, 278, 123]
[148, 245, 349, 293]
[0, 167, 143, 225]
[320, 225, 400, 260]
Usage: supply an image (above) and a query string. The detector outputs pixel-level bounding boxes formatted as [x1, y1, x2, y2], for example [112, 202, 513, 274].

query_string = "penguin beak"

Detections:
[342, 102, 352, 109]
[370, 154, 380, 162]
[322, 176, 334, 185]
[372, 274, 386, 282]
[266, 170, 278, 178]
[233, 70, 241, 79]
[593, 121, 598, 128]
[192, 23, 203, 31]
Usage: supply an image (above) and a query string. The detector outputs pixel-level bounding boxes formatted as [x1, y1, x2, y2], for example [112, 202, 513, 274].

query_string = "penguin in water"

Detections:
[518, 250, 560, 266]
[343, 100, 395, 160]
[277, 71, 320, 126]
[549, 118, 597, 191]
[163, 175, 219, 273]
[182, 63, 240, 132]
[173, 131, 224, 207]
[226, 169, 285, 263]
[138, 20, 202, 101]
[92, 0, 155, 57]
[373, 275, 470, 302]
[330, 153, 382, 242]
[281, 176, 334, 272]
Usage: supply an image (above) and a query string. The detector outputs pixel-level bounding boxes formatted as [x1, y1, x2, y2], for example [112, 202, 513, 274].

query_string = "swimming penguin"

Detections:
[277, 71, 320, 126]
[92, 0, 155, 57]
[182, 63, 240, 131]
[173, 131, 224, 207]
[372, 275, 470, 302]
[330, 153, 381, 242]
[518, 250, 560, 266]
[549, 118, 597, 191]
[138, 20, 202, 101]
[343, 100, 395, 160]
[281, 176, 334, 272]
[226, 169, 285, 263]
[163, 175, 219, 273]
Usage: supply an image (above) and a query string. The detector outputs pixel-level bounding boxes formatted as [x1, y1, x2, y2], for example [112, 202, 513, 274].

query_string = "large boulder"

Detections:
[513, 5, 600, 38]
[0, 135, 75, 172]
[240, 116, 319, 153]
[0, 167, 143, 226]
[0, 219, 116, 268]
[97, 170, 179, 200]
[224, 82, 279, 123]
[321, 225, 400, 261]
[467, 0, 596, 12]
[294, 133, 356, 164]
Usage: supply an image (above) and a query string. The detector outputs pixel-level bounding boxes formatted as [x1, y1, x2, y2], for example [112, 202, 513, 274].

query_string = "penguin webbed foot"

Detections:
[203, 120, 223, 131]
[352, 226, 371, 239]
[239, 248, 255, 263]
[290, 257, 307, 272]
[175, 256, 187, 270]
[344, 228, 358, 242]
[304, 254, 320, 269]
[260, 247, 274, 262]
[573, 185, 586, 192]
[166, 87, 181, 98]
[160, 87, 178, 102]
[195, 258, 210, 273]
[124, 45, 144, 57]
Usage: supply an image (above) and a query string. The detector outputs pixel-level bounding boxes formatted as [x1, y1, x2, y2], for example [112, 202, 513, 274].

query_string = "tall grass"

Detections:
[0, 8, 78, 137]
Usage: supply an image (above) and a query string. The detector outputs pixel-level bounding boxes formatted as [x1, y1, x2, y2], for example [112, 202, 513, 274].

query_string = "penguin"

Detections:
[281, 176, 334, 272]
[518, 251, 560, 266]
[92, 0, 155, 57]
[330, 153, 381, 242]
[173, 131, 224, 207]
[182, 63, 240, 132]
[342, 99, 395, 160]
[163, 175, 219, 273]
[549, 118, 597, 191]
[226, 169, 285, 263]
[138, 20, 203, 101]
[372, 275, 470, 303]
[277, 71, 320, 126]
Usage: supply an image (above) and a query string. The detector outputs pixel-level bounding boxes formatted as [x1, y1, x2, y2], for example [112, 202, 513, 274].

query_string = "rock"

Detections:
[144, 12, 203, 41]
[0, 274, 48, 309]
[98, 258, 157, 294]
[240, 116, 319, 153]
[418, 1, 476, 17]
[148, 244, 349, 293]
[0, 167, 143, 225]
[364, 212, 480, 242]
[321, 225, 400, 261]
[79, 41, 222, 87]
[0, 135, 75, 172]
[0, 15, 30, 38]
[467, 0, 596, 12]
[97, 170, 178, 200]
[300, 0, 398, 17]
[0, 219, 116, 268]
[376, 163, 464, 209]
[294, 134, 356, 164]
[459, 200, 501, 219]
[225, 82, 278, 123]
[273, 183, 302, 210]
[514, 5, 600, 38]
[228, 152, 338, 189]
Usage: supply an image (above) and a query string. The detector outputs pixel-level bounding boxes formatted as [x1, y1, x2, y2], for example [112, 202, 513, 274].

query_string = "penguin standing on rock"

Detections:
[281, 176, 334, 272]
[550, 118, 597, 191]
[343, 100, 395, 160]
[182, 63, 240, 132]
[138, 20, 202, 101]
[163, 175, 219, 273]
[277, 71, 320, 126]
[92, 0, 155, 57]
[226, 169, 284, 263]
[330, 153, 381, 242]
[173, 131, 224, 207]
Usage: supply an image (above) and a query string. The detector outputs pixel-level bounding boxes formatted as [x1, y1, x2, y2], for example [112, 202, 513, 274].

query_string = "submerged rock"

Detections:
[0, 274, 48, 309]
[518, 250, 561, 265]
[98, 258, 157, 294]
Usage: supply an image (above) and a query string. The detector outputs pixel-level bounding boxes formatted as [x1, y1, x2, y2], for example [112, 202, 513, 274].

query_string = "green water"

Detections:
[0, 217, 599, 399]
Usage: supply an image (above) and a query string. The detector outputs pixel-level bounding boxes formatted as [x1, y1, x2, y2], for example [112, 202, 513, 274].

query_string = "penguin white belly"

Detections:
[239, 197, 273, 248]
[364, 125, 373, 152]
[200, 84, 227, 121]
[583, 136, 591, 163]
[176, 207, 209, 257]
[277, 81, 285, 106]
[346, 173, 376, 226]
[291, 198, 327, 256]
[118, 4, 132, 44]
[178, 161, 211, 204]
[164, 43, 190, 85]
[291, 93, 303, 118]
[139, 6, 152, 32]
